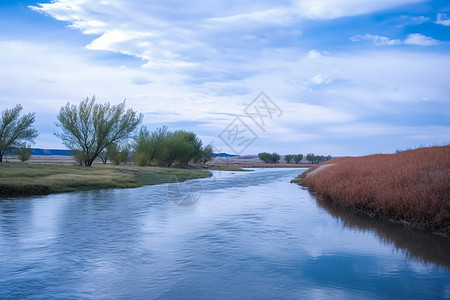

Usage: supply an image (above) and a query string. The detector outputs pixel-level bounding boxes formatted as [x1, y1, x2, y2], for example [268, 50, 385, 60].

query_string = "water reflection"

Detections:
[314, 195, 450, 269]
[1, 168, 449, 299]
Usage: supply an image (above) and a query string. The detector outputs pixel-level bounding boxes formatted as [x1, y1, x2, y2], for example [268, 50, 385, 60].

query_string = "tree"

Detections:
[98, 148, 109, 164]
[133, 126, 171, 166]
[0, 104, 38, 162]
[258, 152, 272, 163]
[306, 153, 331, 164]
[55, 96, 143, 167]
[306, 153, 315, 163]
[199, 144, 214, 164]
[293, 154, 303, 164]
[109, 143, 131, 165]
[270, 152, 280, 163]
[133, 126, 209, 167]
[258, 152, 280, 163]
[17, 145, 32, 162]
[284, 154, 293, 163]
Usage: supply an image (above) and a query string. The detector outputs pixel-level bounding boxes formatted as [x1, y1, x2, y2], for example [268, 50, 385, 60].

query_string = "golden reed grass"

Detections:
[300, 146, 450, 233]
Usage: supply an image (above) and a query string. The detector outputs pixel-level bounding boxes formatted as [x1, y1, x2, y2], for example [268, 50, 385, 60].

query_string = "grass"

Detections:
[295, 146, 450, 234]
[0, 162, 211, 197]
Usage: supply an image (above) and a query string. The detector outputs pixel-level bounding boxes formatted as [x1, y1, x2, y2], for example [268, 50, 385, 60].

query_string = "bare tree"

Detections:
[55, 96, 143, 166]
[0, 104, 38, 162]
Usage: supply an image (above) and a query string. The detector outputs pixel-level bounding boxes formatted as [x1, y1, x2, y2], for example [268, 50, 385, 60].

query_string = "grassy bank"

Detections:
[0, 163, 211, 197]
[295, 146, 450, 234]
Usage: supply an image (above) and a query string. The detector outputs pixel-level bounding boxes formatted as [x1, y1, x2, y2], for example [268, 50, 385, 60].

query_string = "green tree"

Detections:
[306, 153, 315, 163]
[258, 152, 280, 163]
[16, 144, 32, 162]
[293, 154, 303, 164]
[133, 126, 171, 166]
[164, 131, 195, 166]
[258, 152, 272, 163]
[284, 154, 293, 163]
[119, 144, 131, 165]
[133, 127, 206, 167]
[0, 104, 38, 162]
[270, 152, 280, 163]
[55, 96, 143, 167]
[107, 143, 121, 165]
[199, 144, 214, 164]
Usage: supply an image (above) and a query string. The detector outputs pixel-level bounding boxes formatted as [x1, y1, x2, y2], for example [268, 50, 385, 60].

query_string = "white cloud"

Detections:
[435, 13, 450, 26]
[404, 33, 440, 46]
[395, 15, 430, 26]
[350, 34, 401, 46]
[293, 0, 425, 20]
[351, 33, 440, 47]
[308, 73, 333, 85]
[30, 0, 428, 69]
[2, 0, 446, 154]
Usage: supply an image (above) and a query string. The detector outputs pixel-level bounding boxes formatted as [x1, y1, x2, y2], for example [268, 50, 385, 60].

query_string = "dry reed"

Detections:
[299, 146, 450, 233]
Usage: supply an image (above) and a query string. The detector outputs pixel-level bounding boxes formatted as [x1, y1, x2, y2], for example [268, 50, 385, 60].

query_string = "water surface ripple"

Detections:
[0, 168, 449, 299]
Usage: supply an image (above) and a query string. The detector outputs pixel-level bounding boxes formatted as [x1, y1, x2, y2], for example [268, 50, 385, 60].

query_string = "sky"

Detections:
[0, 0, 449, 156]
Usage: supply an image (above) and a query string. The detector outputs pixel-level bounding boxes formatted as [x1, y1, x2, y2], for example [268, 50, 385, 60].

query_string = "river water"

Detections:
[0, 168, 449, 299]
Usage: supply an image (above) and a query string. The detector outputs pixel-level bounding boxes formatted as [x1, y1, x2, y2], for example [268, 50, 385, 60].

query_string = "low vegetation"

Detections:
[0, 162, 211, 197]
[296, 146, 450, 234]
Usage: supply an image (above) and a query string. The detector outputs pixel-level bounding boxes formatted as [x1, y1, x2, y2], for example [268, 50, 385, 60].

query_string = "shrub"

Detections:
[16, 146, 32, 162]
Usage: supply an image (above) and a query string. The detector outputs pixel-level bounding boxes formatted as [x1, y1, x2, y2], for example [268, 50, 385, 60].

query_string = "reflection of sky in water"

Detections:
[0, 168, 449, 299]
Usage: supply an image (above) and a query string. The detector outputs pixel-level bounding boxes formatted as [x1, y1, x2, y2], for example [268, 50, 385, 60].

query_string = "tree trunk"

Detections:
[84, 159, 94, 167]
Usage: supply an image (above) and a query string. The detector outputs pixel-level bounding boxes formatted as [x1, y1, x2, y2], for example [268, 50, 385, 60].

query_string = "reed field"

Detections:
[297, 146, 450, 234]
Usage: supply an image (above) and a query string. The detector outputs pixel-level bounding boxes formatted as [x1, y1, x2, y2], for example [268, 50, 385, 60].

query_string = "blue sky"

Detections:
[0, 0, 449, 155]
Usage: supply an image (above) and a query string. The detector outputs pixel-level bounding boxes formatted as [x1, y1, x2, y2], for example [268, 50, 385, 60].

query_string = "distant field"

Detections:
[0, 163, 211, 197]
[296, 146, 450, 234]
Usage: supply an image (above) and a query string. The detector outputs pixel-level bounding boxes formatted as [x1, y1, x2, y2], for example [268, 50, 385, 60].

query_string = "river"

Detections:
[0, 168, 449, 299]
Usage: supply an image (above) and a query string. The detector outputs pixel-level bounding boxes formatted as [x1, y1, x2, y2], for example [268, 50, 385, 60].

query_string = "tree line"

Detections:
[1, 98, 334, 166]
[0, 97, 212, 166]
[258, 152, 303, 164]
[258, 152, 331, 164]
[305, 153, 332, 164]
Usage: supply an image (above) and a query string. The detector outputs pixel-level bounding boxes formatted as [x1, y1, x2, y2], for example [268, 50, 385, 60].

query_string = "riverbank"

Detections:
[294, 146, 450, 235]
[0, 162, 211, 197]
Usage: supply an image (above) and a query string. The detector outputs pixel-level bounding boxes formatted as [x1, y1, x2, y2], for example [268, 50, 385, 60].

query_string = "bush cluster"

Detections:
[132, 126, 213, 167]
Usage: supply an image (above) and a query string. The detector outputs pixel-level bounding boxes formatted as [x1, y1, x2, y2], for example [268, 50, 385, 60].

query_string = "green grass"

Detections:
[0, 162, 211, 197]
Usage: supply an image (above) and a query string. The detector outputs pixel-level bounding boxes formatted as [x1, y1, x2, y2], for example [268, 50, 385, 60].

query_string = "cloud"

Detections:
[292, 0, 426, 20]
[350, 34, 401, 46]
[351, 33, 440, 46]
[308, 73, 333, 85]
[394, 15, 430, 26]
[30, 0, 428, 69]
[2, 0, 446, 154]
[404, 33, 440, 46]
[435, 13, 450, 26]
